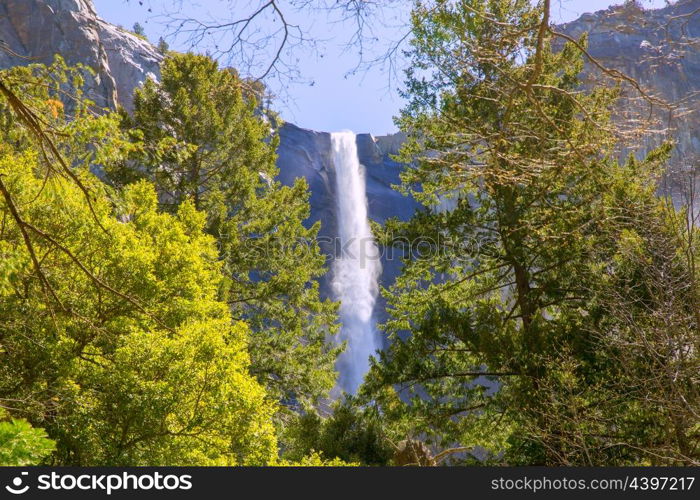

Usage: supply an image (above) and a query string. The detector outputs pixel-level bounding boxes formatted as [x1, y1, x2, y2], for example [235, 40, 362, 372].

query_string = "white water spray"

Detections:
[331, 131, 382, 394]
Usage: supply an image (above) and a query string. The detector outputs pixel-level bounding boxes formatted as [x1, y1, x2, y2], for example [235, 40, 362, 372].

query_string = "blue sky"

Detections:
[93, 0, 668, 134]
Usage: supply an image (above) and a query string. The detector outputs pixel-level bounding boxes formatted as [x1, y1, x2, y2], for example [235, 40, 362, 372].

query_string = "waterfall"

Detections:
[331, 131, 382, 394]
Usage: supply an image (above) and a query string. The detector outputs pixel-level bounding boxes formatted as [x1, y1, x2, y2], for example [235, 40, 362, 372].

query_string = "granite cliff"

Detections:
[559, 0, 700, 195]
[3, 0, 699, 162]
[0, 0, 162, 110]
[3, 0, 699, 195]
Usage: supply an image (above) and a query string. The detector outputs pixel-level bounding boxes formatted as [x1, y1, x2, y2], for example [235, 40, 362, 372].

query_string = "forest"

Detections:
[0, 0, 698, 467]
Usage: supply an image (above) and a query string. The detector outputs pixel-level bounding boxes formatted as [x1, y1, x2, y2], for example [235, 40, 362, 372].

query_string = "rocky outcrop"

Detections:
[0, 0, 162, 110]
[3, 0, 699, 167]
[560, 0, 700, 109]
[393, 439, 436, 466]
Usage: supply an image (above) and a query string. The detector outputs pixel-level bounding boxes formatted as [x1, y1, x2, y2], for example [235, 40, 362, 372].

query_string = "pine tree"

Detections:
[132, 22, 146, 39]
[108, 53, 339, 416]
[156, 37, 169, 55]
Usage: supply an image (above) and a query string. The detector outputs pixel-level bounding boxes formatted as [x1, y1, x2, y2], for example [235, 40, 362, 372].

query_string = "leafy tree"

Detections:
[583, 157, 699, 464]
[283, 397, 394, 466]
[508, 152, 699, 466]
[364, 0, 697, 465]
[0, 160, 278, 465]
[0, 61, 277, 465]
[108, 53, 339, 417]
[0, 409, 55, 466]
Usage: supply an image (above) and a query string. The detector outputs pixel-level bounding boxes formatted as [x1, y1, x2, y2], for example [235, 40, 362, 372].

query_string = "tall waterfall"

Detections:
[331, 131, 382, 394]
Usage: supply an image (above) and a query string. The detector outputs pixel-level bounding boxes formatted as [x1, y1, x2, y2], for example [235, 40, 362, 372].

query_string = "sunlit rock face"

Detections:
[0, 0, 162, 110]
[560, 0, 700, 111]
[1, 0, 699, 163]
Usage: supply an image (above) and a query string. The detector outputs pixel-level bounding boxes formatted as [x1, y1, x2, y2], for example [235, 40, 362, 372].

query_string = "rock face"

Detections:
[2, 0, 699, 161]
[0, 0, 162, 110]
[558, 0, 700, 194]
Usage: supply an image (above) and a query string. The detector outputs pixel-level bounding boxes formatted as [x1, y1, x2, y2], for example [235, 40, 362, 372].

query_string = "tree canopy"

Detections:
[362, 0, 699, 466]
[108, 53, 340, 418]
[0, 0, 697, 467]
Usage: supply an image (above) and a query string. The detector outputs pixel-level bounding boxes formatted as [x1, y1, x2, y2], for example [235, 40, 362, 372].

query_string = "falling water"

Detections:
[331, 131, 382, 394]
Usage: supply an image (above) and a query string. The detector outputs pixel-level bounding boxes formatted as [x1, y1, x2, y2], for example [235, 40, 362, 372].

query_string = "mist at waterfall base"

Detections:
[330, 131, 382, 395]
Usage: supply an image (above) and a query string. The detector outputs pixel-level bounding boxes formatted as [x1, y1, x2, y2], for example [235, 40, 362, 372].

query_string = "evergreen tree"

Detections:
[364, 0, 697, 465]
[108, 53, 339, 416]
[156, 37, 169, 55]
[283, 397, 394, 466]
[132, 22, 146, 39]
[585, 156, 699, 464]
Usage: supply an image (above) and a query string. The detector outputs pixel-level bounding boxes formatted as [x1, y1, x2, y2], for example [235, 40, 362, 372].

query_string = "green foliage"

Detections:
[0, 409, 56, 466]
[107, 53, 339, 417]
[2, 4, 695, 468]
[364, 0, 698, 465]
[583, 151, 700, 464]
[0, 159, 278, 464]
[284, 398, 394, 466]
[0, 61, 278, 465]
[276, 452, 358, 466]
